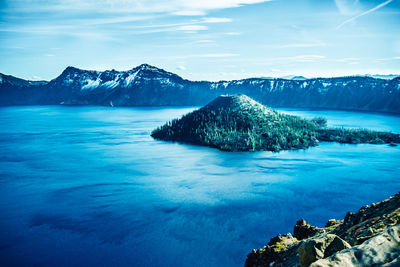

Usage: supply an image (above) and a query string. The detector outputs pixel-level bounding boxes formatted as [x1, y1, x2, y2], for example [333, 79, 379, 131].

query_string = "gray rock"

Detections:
[325, 219, 338, 228]
[310, 225, 400, 267]
[294, 219, 322, 240]
[298, 234, 351, 267]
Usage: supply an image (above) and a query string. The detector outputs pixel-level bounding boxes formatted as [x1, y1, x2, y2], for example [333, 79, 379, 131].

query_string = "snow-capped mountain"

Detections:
[1, 64, 400, 113]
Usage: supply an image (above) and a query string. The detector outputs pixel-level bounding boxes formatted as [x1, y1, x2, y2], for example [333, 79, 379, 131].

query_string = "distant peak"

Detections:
[135, 63, 162, 71]
[61, 66, 83, 75]
[65, 66, 81, 71]
[291, 76, 307, 80]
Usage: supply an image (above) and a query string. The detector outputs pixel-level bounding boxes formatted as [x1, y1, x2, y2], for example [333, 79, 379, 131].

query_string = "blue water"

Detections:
[0, 106, 399, 267]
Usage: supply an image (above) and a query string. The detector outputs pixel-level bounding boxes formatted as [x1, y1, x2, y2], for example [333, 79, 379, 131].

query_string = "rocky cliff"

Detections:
[1, 65, 399, 114]
[245, 192, 400, 266]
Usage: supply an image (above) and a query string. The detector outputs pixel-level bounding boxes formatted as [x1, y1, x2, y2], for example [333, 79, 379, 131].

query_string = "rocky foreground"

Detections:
[245, 192, 400, 266]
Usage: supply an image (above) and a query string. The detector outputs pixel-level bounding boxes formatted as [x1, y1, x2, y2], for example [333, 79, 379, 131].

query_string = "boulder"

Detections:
[325, 219, 341, 228]
[294, 219, 321, 240]
[298, 234, 351, 267]
[245, 233, 300, 267]
[310, 225, 400, 267]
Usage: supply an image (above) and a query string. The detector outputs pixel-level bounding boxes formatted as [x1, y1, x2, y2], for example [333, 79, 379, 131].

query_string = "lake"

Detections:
[0, 106, 399, 267]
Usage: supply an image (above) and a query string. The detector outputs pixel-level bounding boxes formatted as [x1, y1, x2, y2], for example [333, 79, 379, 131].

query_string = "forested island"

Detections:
[151, 94, 400, 152]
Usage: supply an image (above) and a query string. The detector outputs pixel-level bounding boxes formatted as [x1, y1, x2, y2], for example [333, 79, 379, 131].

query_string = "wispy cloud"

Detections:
[5, 0, 272, 15]
[336, 57, 359, 62]
[334, 0, 360, 15]
[262, 55, 326, 64]
[336, 0, 394, 29]
[177, 25, 208, 31]
[195, 40, 216, 43]
[147, 53, 240, 60]
[224, 32, 241, 35]
[376, 56, 400, 61]
[280, 42, 327, 48]
[172, 10, 206, 16]
[291, 55, 326, 62]
[0, 15, 234, 36]
[196, 53, 239, 58]
[202, 17, 232, 23]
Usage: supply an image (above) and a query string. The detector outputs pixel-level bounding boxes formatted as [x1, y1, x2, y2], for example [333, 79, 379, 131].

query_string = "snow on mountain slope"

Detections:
[1, 64, 399, 113]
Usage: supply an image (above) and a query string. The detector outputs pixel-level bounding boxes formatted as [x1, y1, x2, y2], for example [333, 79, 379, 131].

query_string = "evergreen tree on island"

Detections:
[151, 95, 400, 152]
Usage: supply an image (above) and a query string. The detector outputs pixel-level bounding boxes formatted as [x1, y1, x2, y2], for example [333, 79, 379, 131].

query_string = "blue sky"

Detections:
[0, 0, 399, 81]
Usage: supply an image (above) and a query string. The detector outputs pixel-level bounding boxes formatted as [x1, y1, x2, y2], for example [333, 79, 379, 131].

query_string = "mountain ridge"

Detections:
[1, 64, 400, 114]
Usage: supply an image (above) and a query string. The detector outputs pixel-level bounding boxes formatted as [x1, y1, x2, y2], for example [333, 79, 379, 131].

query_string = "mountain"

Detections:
[365, 74, 399, 80]
[280, 75, 308, 80]
[151, 94, 319, 151]
[1, 64, 400, 114]
[0, 73, 48, 105]
[290, 76, 308, 80]
[151, 95, 400, 151]
[259, 75, 308, 80]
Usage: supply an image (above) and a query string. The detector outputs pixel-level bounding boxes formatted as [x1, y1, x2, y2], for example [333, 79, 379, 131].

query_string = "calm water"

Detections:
[0, 106, 399, 267]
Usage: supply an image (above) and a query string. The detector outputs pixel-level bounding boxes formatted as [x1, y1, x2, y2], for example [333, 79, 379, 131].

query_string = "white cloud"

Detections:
[177, 25, 208, 31]
[292, 55, 326, 61]
[30, 75, 44, 80]
[202, 17, 232, 23]
[195, 40, 216, 43]
[2, 15, 234, 35]
[280, 42, 327, 48]
[198, 53, 239, 58]
[224, 32, 241, 35]
[336, 57, 359, 62]
[334, 0, 360, 15]
[172, 10, 206, 16]
[336, 0, 394, 29]
[266, 55, 326, 63]
[376, 56, 400, 61]
[176, 65, 186, 70]
[7, 0, 272, 14]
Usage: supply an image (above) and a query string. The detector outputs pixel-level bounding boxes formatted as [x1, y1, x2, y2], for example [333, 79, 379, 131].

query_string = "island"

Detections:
[151, 94, 400, 152]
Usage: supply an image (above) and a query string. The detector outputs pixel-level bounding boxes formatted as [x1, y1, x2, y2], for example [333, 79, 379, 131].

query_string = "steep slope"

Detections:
[1, 65, 400, 113]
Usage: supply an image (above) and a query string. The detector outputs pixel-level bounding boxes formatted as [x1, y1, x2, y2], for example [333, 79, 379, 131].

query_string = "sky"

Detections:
[0, 0, 399, 81]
